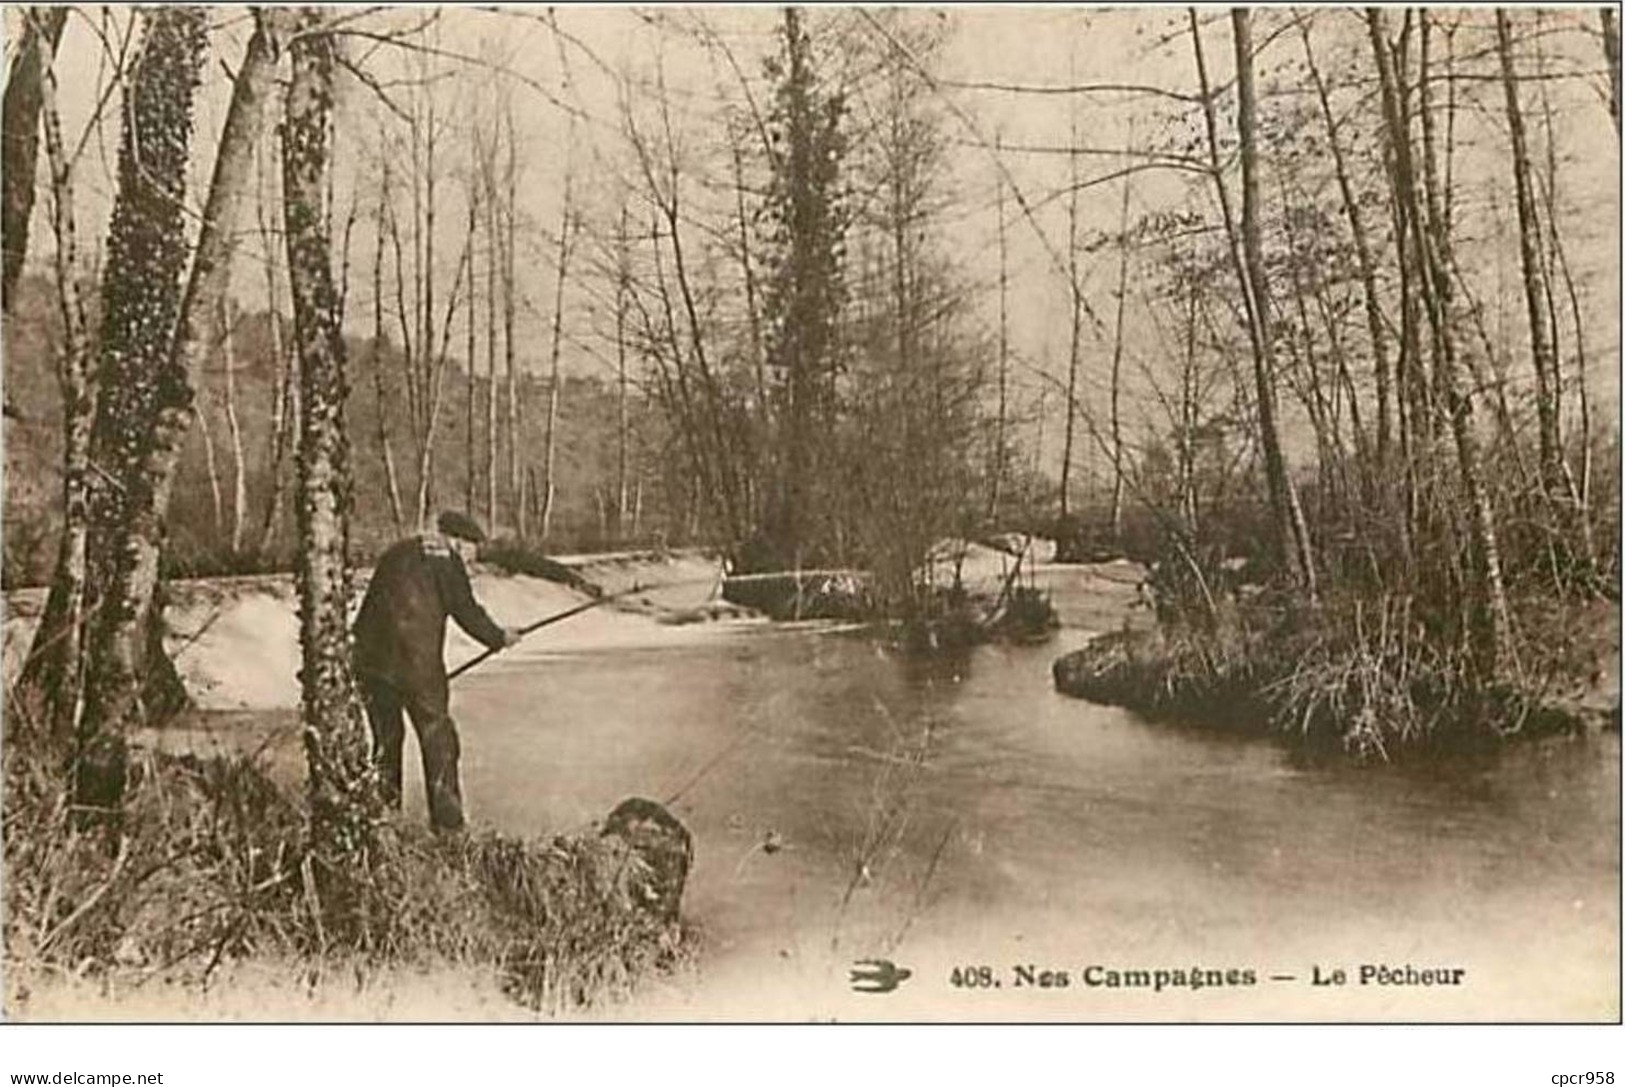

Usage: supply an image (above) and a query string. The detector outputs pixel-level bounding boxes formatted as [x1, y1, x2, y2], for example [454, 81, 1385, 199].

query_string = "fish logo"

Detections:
[850, 958, 912, 994]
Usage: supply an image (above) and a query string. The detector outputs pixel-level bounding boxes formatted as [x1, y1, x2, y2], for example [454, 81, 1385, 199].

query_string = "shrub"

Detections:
[1053, 590, 1602, 760]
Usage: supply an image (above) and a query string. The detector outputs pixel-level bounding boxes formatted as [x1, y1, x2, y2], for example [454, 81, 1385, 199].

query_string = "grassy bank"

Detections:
[1053, 591, 1619, 761]
[3, 709, 688, 1019]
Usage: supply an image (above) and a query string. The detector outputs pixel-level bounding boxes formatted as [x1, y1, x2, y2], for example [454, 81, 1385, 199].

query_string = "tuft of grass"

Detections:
[4, 702, 687, 1018]
[989, 586, 1060, 644]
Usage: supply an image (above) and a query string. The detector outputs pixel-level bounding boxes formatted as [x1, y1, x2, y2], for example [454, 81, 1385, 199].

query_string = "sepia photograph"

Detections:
[0, 2, 1619, 1037]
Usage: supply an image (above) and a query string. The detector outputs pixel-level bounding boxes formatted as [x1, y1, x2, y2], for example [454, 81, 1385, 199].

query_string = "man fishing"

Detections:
[353, 511, 521, 833]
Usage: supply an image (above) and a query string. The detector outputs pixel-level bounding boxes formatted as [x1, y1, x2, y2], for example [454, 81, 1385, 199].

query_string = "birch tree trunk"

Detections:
[256, 138, 296, 559]
[17, 8, 92, 742]
[196, 380, 225, 539]
[541, 201, 571, 543]
[221, 297, 247, 557]
[372, 184, 405, 535]
[283, 7, 379, 861]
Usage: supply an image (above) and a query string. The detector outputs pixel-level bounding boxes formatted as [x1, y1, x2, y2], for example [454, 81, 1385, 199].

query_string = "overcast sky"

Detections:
[19, 6, 1620, 475]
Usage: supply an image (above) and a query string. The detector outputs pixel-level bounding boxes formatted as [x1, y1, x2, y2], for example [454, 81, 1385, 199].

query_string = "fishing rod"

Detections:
[446, 568, 732, 680]
[447, 582, 649, 681]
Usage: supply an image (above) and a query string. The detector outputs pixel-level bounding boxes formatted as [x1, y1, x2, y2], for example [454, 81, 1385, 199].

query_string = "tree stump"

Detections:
[601, 797, 693, 922]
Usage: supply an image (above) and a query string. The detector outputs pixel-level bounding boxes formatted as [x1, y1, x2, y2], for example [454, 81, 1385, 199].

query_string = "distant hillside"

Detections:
[2, 274, 686, 587]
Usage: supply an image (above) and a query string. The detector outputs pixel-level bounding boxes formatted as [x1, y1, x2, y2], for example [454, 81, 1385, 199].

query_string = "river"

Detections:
[438, 565, 1618, 1022]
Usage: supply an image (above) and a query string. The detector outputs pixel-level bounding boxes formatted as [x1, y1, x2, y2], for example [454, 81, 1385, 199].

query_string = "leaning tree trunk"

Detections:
[283, 8, 379, 864]
[70, 7, 208, 817]
[1, 6, 65, 315]
[167, 4, 289, 562]
[16, 8, 91, 743]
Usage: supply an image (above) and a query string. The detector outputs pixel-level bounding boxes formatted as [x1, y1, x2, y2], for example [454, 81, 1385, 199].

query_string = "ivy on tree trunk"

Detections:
[72, 6, 207, 818]
[283, 8, 380, 869]
[0, 6, 66, 315]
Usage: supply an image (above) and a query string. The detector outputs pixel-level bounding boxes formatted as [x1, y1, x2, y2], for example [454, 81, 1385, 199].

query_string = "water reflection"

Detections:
[451, 593, 1618, 1021]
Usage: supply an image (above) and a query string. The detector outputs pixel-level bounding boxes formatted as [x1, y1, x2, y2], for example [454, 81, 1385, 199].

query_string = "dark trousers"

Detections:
[358, 672, 465, 832]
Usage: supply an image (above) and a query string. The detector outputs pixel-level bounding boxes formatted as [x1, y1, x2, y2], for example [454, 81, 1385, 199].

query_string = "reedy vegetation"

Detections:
[1057, 8, 1618, 756]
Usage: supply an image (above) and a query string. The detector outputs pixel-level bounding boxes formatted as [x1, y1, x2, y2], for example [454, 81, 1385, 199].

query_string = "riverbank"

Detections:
[3, 727, 691, 1020]
[2, 550, 731, 1021]
[7, 554, 1614, 1021]
[1052, 594, 1620, 759]
[0, 548, 1129, 1020]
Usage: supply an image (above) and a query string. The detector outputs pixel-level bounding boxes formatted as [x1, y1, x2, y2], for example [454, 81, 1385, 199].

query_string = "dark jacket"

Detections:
[353, 534, 507, 689]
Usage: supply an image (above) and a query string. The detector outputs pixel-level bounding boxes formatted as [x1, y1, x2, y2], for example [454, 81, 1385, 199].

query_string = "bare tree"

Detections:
[623, 65, 751, 545]
[283, 6, 379, 860]
[1, 5, 66, 315]
[220, 297, 247, 556]
[1058, 104, 1082, 529]
[536, 20, 579, 544]
[502, 106, 524, 538]
[1200, 8, 1316, 597]
[480, 127, 497, 531]
[1602, 7, 1620, 134]
[540, 183, 575, 543]
[1369, 6, 1512, 674]
[614, 205, 633, 543]
[377, 46, 476, 532]
[1299, 17, 1392, 481]
[987, 131, 1009, 525]
[1107, 127, 1134, 545]
[1495, 10, 1568, 508]
[464, 159, 479, 516]
[195, 371, 226, 539]
[255, 136, 298, 559]
[368, 167, 406, 536]
[16, 6, 91, 741]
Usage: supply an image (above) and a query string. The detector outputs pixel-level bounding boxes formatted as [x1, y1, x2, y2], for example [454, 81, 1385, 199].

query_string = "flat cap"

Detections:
[437, 510, 487, 544]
